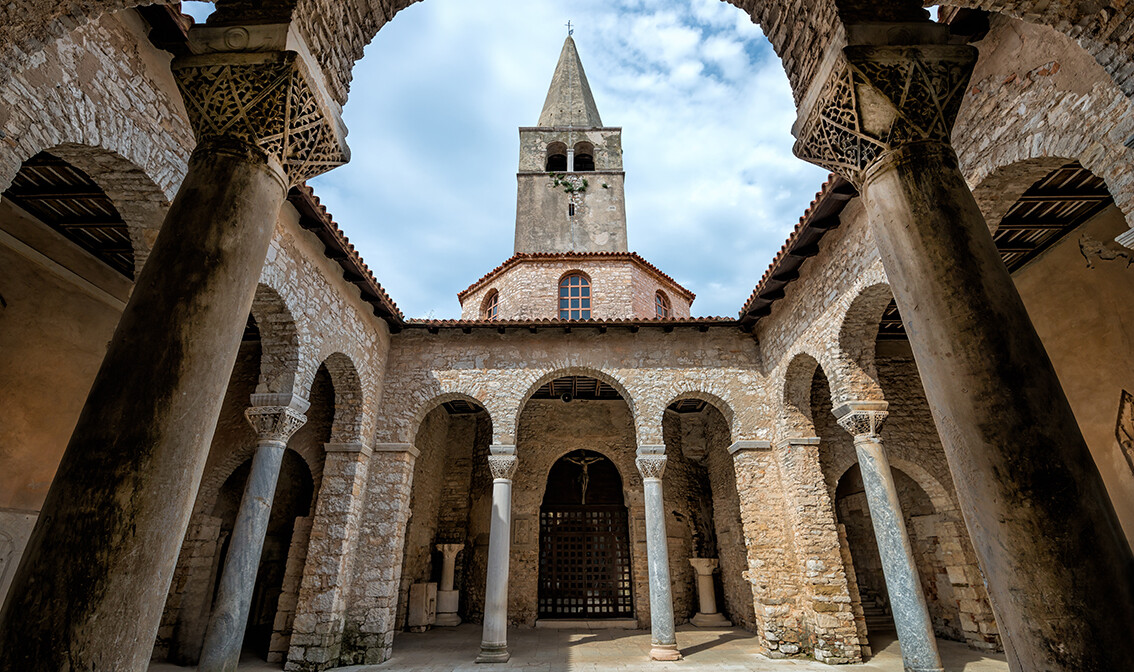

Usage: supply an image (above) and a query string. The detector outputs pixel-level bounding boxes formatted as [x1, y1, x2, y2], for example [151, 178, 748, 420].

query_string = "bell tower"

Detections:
[514, 36, 627, 253]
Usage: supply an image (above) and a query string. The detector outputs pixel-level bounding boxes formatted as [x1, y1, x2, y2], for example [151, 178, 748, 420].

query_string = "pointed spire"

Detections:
[538, 36, 603, 127]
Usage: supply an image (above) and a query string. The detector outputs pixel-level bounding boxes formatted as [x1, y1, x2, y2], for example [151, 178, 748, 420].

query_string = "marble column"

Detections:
[793, 27, 1134, 669]
[636, 446, 681, 661]
[834, 402, 941, 672]
[436, 543, 465, 627]
[689, 558, 730, 627]
[199, 395, 308, 672]
[0, 24, 348, 672]
[477, 446, 517, 663]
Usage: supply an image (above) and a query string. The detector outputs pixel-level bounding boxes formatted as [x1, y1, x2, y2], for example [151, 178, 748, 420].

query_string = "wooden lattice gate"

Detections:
[538, 505, 633, 618]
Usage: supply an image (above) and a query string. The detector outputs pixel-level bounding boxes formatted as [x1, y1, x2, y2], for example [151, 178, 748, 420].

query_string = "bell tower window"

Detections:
[546, 142, 568, 172]
[559, 273, 591, 320]
[573, 142, 595, 171]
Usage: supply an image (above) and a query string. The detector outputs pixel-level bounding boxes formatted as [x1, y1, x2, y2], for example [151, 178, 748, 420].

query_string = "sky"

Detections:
[181, 0, 830, 319]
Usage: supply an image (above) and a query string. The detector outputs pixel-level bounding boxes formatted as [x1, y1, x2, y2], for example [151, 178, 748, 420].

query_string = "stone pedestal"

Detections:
[689, 558, 730, 628]
[436, 543, 464, 626]
[477, 448, 517, 663]
[199, 398, 308, 672]
[636, 447, 681, 661]
[835, 403, 941, 672]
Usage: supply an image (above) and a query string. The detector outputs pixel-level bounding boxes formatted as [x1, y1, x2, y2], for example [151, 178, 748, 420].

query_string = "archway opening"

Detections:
[538, 449, 632, 619]
[397, 397, 492, 630]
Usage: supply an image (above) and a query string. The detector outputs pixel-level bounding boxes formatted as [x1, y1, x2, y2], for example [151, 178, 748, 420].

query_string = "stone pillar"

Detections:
[566, 147, 575, 172]
[0, 23, 347, 672]
[689, 558, 730, 627]
[286, 442, 374, 671]
[793, 28, 1134, 670]
[198, 396, 308, 672]
[636, 446, 681, 661]
[435, 543, 464, 627]
[477, 446, 517, 664]
[834, 402, 942, 672]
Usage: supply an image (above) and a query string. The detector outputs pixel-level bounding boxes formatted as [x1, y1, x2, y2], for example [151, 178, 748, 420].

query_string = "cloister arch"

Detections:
[660, 390, 738, 445]
[250, 283, 302, 396]
[311, 351, 365, 443]
[512, 366, 638, 446]
[780, 351, 822, 436]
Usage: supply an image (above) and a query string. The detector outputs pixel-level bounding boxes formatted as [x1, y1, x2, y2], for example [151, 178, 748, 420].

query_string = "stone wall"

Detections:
[458, 256, 693, 321]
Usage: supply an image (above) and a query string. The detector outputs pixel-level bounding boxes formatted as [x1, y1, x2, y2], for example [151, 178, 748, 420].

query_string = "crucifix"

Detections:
[566, 20, 574, 36]
[565, 453, 603, 504]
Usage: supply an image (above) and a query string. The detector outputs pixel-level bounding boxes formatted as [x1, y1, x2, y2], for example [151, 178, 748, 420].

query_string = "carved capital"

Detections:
[833, 401, 889, 439]
[245, 404, 307, 444]
[636, 454, 667, 480]
[436, 543, 465, 559]
[173, 49, 348, 186]
[487, 454, 518, 480]
[793, 43, 976, 185]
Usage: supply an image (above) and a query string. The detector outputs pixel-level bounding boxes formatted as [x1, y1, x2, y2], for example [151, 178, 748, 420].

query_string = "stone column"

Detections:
[793, 27, 1134, 670]
[199, 395, 309, 672]
[833, 402, 941, 672]
[636, 446, 681, 661]
[689, 558, 730, 627]
[435, 543, 464, 626]
[0, 23, 347, 672]
[477, 446, 517, 663]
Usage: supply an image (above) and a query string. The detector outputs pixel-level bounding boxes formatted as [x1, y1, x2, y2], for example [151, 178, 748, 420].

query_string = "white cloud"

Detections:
[307, 0, 829, 318]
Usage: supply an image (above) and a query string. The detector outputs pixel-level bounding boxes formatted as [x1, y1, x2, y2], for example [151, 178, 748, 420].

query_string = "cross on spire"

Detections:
[566, 20, 574, 36]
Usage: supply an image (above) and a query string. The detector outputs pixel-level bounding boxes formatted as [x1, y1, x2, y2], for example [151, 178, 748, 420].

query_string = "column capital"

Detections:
[793, 41, 976, 186]
[833, 400, 889, 439]
[244, 395, 309, 444]
[728, 440, 772, 455]
[436, 542, 465, 559]
[172, 24, 349, 186]
[487, 454, 518, 480]
[689, 557, 719, 575]
[636, 454, 667, 480]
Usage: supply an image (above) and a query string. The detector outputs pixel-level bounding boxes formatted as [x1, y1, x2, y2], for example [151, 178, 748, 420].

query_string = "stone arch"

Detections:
[312, 352, 365, 444]
[250, 283, 301, 397]
[660, 389, 737, 446]
[832, 455, 954, 516]
[408, 392, 493, 447]
[512, 366, 638, 446]
[537, 444, 634, 507]
[780, 351, 822, 436]
[833, 274, 894, 401]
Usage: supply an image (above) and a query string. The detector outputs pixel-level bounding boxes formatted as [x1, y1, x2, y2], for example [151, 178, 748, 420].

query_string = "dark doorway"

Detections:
[538, 450, 632, 618]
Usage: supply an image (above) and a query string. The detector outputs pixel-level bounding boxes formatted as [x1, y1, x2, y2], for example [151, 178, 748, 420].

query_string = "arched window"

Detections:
[546, 142, 568, 172]
[482, 290, 500, 320]
[573, 141, 595, 172]
[655, 291, 671, 318]
[559, 273, 591, 320]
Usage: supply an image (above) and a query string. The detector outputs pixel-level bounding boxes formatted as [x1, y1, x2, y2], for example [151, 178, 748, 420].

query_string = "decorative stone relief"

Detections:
[635, 454, 667, 479]
[794, 44, 977, 185]
[488, 454, 518, 480]
[835, 406, 888, 439]
[244, 405, 308, 444]
[173, 52, 348, 185]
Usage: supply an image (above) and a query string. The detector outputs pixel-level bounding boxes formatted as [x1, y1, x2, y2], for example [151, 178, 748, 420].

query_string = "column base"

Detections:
[435, 612, 462, 627]
[649, 643, 682, 661]
[690, 612, 731, 628]
[476, 643, 510, 663]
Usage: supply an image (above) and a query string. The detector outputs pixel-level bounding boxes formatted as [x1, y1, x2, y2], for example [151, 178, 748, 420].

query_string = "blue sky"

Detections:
[182, 0, 829, 318]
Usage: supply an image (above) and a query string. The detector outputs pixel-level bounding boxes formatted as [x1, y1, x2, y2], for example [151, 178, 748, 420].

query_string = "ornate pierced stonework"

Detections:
[488, 454, 518, 480]
[836, 409, 888, 439]
[245, 405, 308, 444]
[635, 454, 667, 479]
[173, 52, 348, 185]
[793, 44, 976, 185]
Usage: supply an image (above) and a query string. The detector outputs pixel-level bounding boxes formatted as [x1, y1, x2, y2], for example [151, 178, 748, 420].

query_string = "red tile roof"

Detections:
[288, 185, 405, 328]
[405, 316, 738, 331]
[738, 175, 857, 327]
[457, 251, 696, 302]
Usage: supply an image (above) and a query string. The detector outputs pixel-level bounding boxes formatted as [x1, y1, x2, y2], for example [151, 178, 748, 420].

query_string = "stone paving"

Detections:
[149, 624, 1008, 672]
